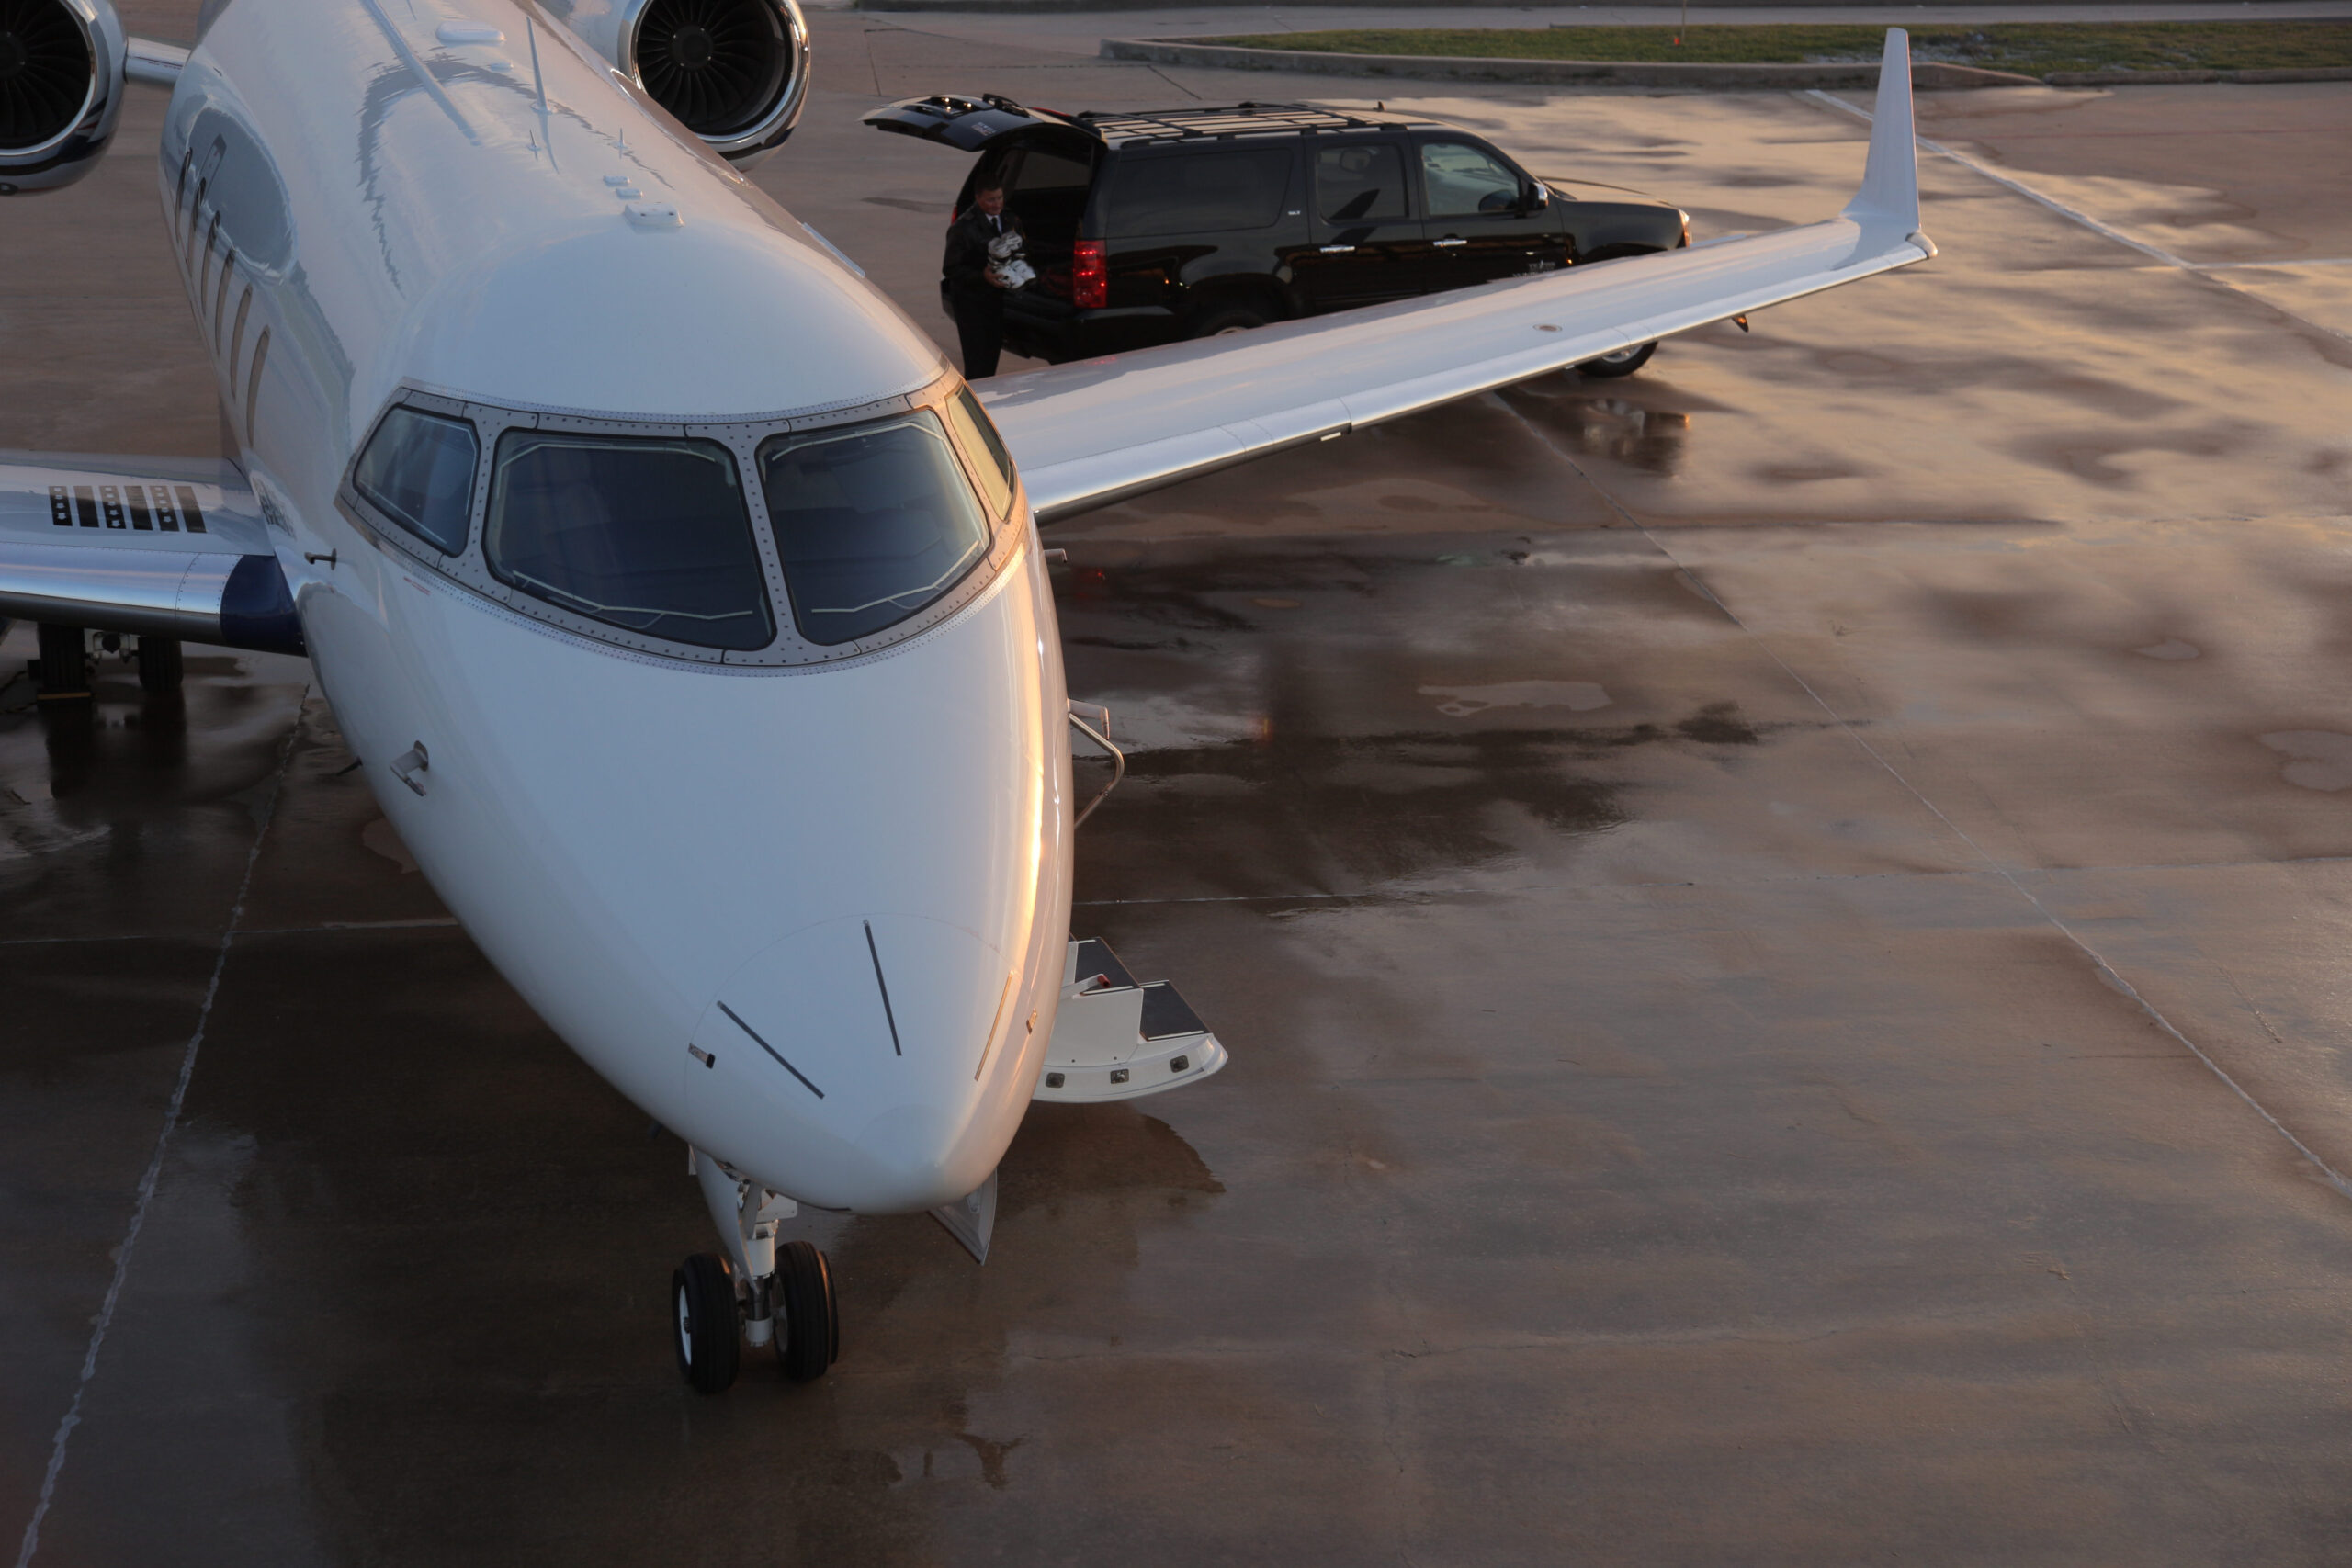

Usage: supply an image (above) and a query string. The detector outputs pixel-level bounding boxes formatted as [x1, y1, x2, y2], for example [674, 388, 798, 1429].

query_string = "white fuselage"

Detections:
[164, 0, 1073, 1211]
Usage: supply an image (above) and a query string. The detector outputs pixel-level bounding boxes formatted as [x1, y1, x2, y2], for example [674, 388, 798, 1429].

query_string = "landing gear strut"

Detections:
[676, 1148, 839, 1394]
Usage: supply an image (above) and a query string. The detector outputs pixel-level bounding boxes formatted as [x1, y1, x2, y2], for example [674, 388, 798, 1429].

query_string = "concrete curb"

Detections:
[2041, 64, 2352, 82]
[1097, 37, 2043, 87]
[857, 0, 1985, 8]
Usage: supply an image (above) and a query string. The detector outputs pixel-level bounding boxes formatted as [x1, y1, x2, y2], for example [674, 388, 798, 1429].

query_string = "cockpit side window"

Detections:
[943, 388, 1016, 522]
[484, 431, 775, 652]
[354, 406, 479, 555]
[760, 411, 992, 647]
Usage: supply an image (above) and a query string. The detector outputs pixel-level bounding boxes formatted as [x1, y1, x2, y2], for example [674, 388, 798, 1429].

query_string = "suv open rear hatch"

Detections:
[864, 93, 1071, 152]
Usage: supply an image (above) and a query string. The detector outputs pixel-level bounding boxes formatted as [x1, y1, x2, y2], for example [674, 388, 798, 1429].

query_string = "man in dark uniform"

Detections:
[942, 178, 1023, 380]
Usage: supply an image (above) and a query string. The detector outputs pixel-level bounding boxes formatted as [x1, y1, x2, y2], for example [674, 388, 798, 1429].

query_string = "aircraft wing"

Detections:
[0, 452, 306, 653]
[981, 30, 1932, 523]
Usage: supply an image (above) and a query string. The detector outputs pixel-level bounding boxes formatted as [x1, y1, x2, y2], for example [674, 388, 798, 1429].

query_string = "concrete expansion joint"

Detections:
[1489, 357, 2352, 1213]
[13, 689, 311, 1568]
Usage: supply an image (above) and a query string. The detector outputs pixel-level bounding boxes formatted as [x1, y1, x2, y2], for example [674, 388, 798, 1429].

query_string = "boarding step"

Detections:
[1034, 937, 1228, 1104]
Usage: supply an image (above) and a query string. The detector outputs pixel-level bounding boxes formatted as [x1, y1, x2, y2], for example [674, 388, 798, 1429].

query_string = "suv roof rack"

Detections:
[1070, 102, 1415, 145]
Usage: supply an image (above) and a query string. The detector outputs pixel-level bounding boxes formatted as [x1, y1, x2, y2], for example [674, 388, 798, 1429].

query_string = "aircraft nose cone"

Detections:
[680, 914, 1018, 1212]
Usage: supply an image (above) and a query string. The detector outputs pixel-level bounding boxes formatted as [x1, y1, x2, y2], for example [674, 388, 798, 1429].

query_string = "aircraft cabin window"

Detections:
[943, 388, 1015, 521]
[760, 410, 991, 647]
[212, 249, 237, 350]
[486, 432, 775, 651]
[355, 407, 480, 555]
[229, 287, 254, 383]
[244, 329, 269, 446]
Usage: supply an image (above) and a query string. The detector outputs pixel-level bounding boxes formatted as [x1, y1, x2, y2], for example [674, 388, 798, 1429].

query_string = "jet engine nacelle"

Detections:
[546, 0, 809, 171]
[0, 0, 127, 195]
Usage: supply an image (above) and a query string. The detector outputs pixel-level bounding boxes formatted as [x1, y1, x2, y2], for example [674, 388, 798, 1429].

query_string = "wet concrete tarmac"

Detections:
[7, 6, 2352, 1563]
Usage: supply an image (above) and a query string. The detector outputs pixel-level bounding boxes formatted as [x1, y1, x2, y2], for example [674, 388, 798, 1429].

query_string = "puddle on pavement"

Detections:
[1420, 680, 1611, 717]
[796, 1102, 1226, 1525]
[1496, 378, 1703, 477]
[0, 646, 308, 881]
[1056, 544, 1792, 897]
[2259, 730, 2352, 791]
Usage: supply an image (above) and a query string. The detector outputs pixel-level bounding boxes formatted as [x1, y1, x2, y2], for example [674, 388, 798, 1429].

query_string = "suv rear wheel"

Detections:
[1577, 341, 1657, 378]
[1186, 300, 1273, 339]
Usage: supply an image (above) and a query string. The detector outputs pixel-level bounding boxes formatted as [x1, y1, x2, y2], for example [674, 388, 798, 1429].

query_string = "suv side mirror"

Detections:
[1521, 182, 1549, 213]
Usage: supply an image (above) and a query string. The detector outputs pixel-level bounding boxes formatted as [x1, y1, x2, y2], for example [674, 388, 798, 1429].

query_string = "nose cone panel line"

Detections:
[714, 1000, 825, 1100]
[325, 515, 1063, 1213]
[864, 919, 904, 1056]
[685, 914, 1021, 1211]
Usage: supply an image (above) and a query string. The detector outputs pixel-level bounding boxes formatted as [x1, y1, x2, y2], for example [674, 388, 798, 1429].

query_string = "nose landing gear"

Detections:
[677, 1148, 840, 1395]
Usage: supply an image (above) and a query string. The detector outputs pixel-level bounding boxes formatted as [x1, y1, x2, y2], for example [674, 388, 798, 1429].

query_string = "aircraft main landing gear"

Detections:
[678, 1148, 839, 1395]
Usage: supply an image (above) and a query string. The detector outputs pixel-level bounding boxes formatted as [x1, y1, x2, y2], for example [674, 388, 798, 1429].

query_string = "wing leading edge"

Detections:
[982, 29, 1933, 523]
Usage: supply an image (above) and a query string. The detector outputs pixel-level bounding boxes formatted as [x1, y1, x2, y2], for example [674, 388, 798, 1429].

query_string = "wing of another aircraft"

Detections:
[0, 452, 305, 653]
[980, 30, 1932, 523]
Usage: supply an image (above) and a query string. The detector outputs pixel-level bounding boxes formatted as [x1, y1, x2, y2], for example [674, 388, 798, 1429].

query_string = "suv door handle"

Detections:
[1433, 237, 1468, 248]
[1317, 243, 1356, 254]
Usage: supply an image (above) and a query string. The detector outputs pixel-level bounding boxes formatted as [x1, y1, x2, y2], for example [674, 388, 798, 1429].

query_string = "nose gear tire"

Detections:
[776, 1239, 837, 1383]
[673, 1252, 741, 1394]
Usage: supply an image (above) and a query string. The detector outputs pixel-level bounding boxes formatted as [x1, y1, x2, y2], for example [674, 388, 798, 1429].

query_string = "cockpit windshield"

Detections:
[361, 378, 1017, 665]
[484, 432, 775, 652]
[759, 411, 991, 647]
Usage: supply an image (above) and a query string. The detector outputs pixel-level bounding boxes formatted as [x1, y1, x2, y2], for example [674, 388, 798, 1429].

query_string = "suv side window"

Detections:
[1107, 150, 1293, 239]
[1315, 144, 1408, 223]
[1419, 141, 1523, 218]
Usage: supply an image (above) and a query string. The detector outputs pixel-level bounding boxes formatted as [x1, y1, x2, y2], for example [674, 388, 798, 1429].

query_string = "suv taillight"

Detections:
[1071, 240, 1107, 310]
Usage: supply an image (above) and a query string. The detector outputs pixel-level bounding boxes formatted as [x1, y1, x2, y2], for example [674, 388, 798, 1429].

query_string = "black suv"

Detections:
[865, 96, 1690, 375]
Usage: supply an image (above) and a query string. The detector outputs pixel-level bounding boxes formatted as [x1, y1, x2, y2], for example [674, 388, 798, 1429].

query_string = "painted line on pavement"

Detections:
[13, 690, 309, 1568]
[1803, 88, 2352, 344]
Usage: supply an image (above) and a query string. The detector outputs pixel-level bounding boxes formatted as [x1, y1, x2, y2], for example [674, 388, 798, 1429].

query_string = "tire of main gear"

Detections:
[1185, 300, 1273, 340]
[1577, 340, 1658, 378]
[137, 637, 184, 694]
[776, 1239, 838, 1383]
[35, 623, 88, 698]
[673, 1252, 741, 1395]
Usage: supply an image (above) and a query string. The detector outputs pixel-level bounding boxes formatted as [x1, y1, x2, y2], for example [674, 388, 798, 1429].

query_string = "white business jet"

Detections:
[0, 0, 1934, 1393]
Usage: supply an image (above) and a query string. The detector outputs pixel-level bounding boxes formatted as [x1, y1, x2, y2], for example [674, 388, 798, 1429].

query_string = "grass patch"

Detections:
[1199, 21, 2352, 78]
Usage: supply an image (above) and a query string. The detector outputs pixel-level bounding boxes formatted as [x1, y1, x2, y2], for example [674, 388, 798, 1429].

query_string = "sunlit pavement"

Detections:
[6, 5, 2352, 1562]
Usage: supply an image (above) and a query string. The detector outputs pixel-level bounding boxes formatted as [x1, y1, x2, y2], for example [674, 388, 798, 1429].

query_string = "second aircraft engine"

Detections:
[548, 0, 809, 169]
[0, 0, 126, 195]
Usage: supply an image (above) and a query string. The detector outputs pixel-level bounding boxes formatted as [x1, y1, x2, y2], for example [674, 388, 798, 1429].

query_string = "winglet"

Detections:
[1842, 28, 1928, 250]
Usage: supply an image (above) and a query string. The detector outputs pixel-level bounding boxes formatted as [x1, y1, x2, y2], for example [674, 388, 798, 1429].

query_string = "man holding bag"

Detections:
[942, 178, 1026, 380]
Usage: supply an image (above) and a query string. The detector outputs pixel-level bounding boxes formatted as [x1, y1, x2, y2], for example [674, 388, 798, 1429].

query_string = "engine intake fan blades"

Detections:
[635, 0, 788, 140]
[0, 0, 92, 152]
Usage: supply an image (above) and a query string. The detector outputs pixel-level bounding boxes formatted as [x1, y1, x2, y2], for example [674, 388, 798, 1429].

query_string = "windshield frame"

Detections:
[337, 373, 1025, 668]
